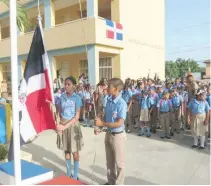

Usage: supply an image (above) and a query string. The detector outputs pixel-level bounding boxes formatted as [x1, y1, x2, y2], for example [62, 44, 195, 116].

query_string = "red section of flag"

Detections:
[116, 23, 123, 30]
[25, 70, 56, 133]
[106, 30, 114, 39]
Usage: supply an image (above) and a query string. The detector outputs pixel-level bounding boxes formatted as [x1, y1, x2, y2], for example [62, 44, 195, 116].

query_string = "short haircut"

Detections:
[108, 78, 124, 91]
[65, 76, 77, 85]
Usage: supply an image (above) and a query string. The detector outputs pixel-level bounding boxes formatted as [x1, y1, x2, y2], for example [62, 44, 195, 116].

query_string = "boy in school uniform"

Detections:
[138, 91, 150, 137]
[95, 78, 127, 185]
[157, 91, 172, 139]
[187, 89, 210, 149]
[170, 88, 183, 134]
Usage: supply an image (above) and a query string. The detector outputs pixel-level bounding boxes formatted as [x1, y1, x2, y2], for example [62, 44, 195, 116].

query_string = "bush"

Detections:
[0, 144, 8, 161]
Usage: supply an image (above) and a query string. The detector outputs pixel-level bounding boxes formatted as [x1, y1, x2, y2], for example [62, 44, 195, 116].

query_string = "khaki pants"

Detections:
[105, 132, 126, 185]
[160, 112, 170, 136]
[171, 109, 181, 130]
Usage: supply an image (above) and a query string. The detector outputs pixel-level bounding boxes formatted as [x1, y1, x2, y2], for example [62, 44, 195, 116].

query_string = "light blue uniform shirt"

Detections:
[102, 95, 109, 108]
[158, 92, 163, 99]
[59, 93, 82, 120]
[148, 93, 159, 108]
[180, 91, 188, 103]
[140, 96, 150, 109]
[188, 99, 210, 114]
[157, 99, 172, 112]
[105, 94, 127, 133]
[206, 94, 211, 107]
[83, 91, 91, 100]
[54, 93, 61, 106]
[122, 88, 133, 104]
[171, 94, 183, 107]
[0, 97, 6, 103]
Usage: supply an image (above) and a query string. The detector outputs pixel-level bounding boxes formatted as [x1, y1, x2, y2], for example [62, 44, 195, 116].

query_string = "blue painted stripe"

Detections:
[106, 19, 114, 27]
[0, 160, 52, 180]
[116, 33, 123, 41]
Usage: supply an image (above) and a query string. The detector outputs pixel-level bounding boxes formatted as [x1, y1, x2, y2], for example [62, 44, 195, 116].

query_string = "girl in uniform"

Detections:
[56, 76, 84, 180]
[187, 89, 210, 149]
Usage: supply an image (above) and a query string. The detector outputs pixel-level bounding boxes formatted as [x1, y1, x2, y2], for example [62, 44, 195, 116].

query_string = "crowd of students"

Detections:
[53, 74, 211, 150]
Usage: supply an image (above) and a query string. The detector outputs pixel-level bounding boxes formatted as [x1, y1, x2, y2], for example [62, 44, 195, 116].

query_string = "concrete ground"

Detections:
[22, 126, 210, 185]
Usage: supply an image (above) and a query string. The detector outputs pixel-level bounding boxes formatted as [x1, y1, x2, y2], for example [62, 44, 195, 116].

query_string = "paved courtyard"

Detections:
[22, 126, 210, 185]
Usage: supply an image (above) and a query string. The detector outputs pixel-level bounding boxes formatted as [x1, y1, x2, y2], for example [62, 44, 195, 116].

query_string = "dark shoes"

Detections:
[192, 145, 197, 148]
[160, 136, 171, 139]
[199, 146, 205, 150]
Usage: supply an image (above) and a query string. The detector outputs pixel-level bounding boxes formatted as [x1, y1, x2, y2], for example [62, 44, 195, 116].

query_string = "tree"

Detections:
[165, 58, 201, 78]
[175, 58, 201, 77]
[165, 61, 179, 79]
[0, 0, 31, 32]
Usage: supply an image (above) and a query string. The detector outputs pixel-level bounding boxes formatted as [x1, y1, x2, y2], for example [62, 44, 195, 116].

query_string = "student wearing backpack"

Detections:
[157, 92, 172, 139]
[170, 88, 183, 134]
[187, 89, 210, 149]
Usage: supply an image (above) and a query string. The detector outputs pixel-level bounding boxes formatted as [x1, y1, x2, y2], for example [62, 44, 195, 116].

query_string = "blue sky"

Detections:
[165, 0, 210, 65]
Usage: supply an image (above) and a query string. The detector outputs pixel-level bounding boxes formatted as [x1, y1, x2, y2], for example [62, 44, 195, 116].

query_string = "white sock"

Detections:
[193, 136, 198, 146]
[200, 136, 205, 147]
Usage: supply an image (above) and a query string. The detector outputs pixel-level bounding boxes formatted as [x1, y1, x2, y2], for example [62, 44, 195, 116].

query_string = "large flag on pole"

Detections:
[8, 19, 56, 160]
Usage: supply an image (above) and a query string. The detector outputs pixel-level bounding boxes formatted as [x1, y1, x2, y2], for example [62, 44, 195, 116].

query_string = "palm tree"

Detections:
[0, 0, 31, 32]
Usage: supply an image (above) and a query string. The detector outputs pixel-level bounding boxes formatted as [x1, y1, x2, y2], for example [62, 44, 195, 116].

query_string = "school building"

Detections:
[0, 0, 165, 93]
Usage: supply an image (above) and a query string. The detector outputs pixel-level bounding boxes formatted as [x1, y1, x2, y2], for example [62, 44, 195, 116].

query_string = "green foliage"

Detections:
[165, 58, 201, 78]
[0, 144, 8, 161]
[0, 0, 31, 32]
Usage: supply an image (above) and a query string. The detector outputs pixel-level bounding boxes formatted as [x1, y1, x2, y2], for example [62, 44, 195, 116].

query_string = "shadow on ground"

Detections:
[126, 125, 210, 156]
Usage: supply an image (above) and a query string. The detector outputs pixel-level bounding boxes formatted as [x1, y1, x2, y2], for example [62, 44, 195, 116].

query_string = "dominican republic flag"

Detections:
[106, 19, 123, 41]
[8, 19, 56, 161]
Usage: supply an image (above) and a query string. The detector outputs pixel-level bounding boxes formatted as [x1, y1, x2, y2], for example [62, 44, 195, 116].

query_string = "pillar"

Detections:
[88, 45, 99, 86]
[52, 56, 57, 81]
[111, 0, 121, 22]
[87, 0, 98, 17]
[44, 0, 55, 29]
[0, 21, 2, 41]
[112, 54, 121, 78]
[48, 55, 57, 82]
[18, 58, 22, 83]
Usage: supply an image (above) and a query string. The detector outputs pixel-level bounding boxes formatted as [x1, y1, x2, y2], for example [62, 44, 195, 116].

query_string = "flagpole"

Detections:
[10, 0, 22, 184]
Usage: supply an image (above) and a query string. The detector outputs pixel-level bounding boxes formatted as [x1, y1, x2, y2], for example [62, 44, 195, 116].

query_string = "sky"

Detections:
[165, 0, 210, 66]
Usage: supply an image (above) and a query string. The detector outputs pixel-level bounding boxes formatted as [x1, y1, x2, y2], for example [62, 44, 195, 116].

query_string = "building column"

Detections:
[0, 21, 2, 41]
[112, 54, 121, 78]
[44, 0, 55, 29]
[88, 45, 99, 86]
[48, 55, 57, 82]
[87, 0, 98, 17]
[18, 58, 22, 83]
[111, 0, 121, 22]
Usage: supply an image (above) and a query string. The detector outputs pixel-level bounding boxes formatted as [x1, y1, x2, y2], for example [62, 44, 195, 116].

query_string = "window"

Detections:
[79, 60, 88, 76]
[79, 57, 113, 81]
[99, 57, 112, 80]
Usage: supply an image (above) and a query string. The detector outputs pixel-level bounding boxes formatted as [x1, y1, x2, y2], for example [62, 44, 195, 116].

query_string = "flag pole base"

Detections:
[0, 160, 53, 185]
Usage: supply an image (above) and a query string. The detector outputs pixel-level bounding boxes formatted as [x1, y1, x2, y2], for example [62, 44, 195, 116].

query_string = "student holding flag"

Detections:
[56, 76, 84, 180]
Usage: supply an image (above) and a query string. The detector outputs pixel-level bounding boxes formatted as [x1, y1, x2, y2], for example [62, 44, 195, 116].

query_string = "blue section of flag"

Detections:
[106, 19, 114, 27]
[116, 33, 123, 41]
[0, 160, 52, 180]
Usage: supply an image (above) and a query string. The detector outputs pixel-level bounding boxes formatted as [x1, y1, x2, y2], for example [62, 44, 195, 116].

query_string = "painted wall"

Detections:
[0, 18, 96, 58]
[111, 0, 165, 80]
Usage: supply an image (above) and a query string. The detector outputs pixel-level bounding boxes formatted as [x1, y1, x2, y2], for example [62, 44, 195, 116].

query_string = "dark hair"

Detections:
[65, 76, 77, 85]
[108, 78, 124, 91]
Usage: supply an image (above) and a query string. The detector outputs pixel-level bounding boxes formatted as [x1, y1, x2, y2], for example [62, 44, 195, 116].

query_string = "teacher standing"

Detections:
[56, 76, 84, 180]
